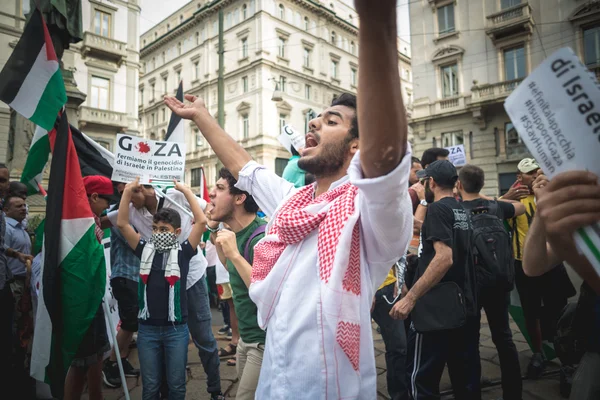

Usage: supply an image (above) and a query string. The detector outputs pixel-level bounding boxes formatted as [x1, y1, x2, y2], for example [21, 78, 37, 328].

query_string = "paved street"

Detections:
[91, 309, 563, 400]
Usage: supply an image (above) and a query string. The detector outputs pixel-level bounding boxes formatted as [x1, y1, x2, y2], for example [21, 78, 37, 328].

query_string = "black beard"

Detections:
[298, 139, 350, 178]
[425, 181, 435, 204]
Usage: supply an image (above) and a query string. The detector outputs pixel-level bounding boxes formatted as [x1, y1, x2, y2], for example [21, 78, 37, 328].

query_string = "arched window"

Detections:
[350, 41, 355, 55]
[242, 4, 247, 19]
[167, 23, 171, 30]
[180, 15, 183, 23]
[304, 16, 309, 31]
[331, 31, 336, 45]
[278, 4, 285, 20]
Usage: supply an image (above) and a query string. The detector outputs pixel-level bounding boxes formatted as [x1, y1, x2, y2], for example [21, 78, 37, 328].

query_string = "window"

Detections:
[242, 76, 248, 92]
[350, 41, 355, 55]
[583, 25, 600, 67]
[177, 42, 181, 55]
[162, 108, 166, 122]
[191, 168, 202, 186]
[304, 17, 309, 31]
[505, 122, 521, 146]
[90, 76, 109, 109]
[441, 63, 458, 98]
[162, 77, 167, 94]
[441, 131, 463, 147]
[140, 88, 144, 105]
[196, 130, 204, 147]
[242, 4, 247, 19]
[305, 84, 311, 100]
[504, 45, 526, 80]
[331, 31, 336, 45]
[331, 60, 338, 79]
[151, 83, 155, 99]
[242, 38, 248, 58]
[275, 158, 288, 177]
[94, 10, 110, 37]
[278, 37, 286, 58]
[303, 48, 311, 68]
[278, 4, 285, 20]
[501, 0, 521, 9]
[180, 15, 183, 23]
[194, 62, 200, 80]
[279, 113, 287, 131]
[226, 12, 232, 28]
[351, 68, 357, 86]
[279, 76, 286, 92]
[242, 115, 250, 139]
[437, 4, 455, 35]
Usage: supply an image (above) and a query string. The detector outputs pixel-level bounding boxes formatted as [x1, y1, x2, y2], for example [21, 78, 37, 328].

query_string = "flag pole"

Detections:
[102, 300, 130, 400]
[153, 188, 194, 218]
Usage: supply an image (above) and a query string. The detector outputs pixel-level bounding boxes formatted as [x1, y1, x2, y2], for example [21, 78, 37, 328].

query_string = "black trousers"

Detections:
[407, 322, 476, 400]
[0, 286, 14, 394]
[467, 288, 522, 400]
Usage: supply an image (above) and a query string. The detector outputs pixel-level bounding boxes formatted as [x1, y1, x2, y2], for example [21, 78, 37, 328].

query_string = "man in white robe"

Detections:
[165, 2, 413, 397]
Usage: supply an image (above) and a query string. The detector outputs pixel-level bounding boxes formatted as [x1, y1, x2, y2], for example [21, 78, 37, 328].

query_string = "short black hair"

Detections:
[9, 182, 28, 199]
[411, 156, 421, 165]
[153, 208, 181, 229]
[331, 93, 358, 140]
[421, 148, 449, 168]
[3, 195, 23, 210]
[458, 164, 485, 194]
[218, 168, 260, 214]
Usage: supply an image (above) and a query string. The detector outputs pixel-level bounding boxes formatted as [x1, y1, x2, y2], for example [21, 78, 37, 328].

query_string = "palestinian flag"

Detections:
[21, 124, 115, 195]
[165, 80, 185, 143]
[30, 113, 106, 397]
[199, 166, 210, 203]
[0, 8, 66, 131]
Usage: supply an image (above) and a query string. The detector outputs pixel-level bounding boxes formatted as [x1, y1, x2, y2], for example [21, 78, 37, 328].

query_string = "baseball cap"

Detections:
[83, 176, 113, 196]
[416, 160, 458, 187]
[517, 158, 540, 174]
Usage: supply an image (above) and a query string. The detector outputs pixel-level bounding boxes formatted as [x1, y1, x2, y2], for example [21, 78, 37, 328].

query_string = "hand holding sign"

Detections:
[125, 176, 141, 192]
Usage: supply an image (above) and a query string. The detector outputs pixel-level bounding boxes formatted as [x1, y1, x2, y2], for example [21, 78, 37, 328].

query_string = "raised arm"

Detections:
[355, 1, 407, 178]
[164, 95, 250, 179]
[117, 178, 141, 250]
[174, 180, 207, 249]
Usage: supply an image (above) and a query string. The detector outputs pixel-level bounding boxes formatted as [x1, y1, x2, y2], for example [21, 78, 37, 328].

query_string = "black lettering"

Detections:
[119, 136, 133, 151]
[154, 142, 167, 156]
[572, 93, 589, 102]
[551, 58, 571, 73]
[167, 144, 182, 157]
[578, 101, 594, 114]
[586, 112, 600, 127]
[563, 75, 580, 88]
[566, 83, 583, 96]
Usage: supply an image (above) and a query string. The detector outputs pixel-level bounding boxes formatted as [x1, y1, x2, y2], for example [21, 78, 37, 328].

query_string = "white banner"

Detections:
[445, 144, 467, 167]
[504, 47, 600, 274]
[278, 125, 305, 154]
[112, 134, 186, 184]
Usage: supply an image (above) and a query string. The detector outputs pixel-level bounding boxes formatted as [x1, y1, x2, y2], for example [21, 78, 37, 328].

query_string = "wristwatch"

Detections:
[419, 199, 428, 207]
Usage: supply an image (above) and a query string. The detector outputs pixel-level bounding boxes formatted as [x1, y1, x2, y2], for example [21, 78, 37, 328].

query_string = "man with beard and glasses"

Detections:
[164, 2, 413, 397]
[390, 160, 478, 400]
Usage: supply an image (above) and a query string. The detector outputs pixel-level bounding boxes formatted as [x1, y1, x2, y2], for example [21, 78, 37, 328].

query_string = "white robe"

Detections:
[235, 149, 413, 399]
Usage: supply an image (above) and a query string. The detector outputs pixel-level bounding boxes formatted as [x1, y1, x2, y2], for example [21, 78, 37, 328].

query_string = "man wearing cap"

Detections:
[503, 159, 575, 379]
[64, 176, 113, 400]
[390, 160, 477, 400]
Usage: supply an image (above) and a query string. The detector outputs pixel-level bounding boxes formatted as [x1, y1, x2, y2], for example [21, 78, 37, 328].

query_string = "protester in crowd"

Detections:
[165, 4, 412, 397]
[408, 156, 424, 213]
[371, 265, 408, 400]
[104, 181, 223, 399]
[391, 160, 477, 400]
[420, 147, 449, 169]
[63, 176, 113, 400]
[522, 170, 600, 400]
[503, 158, 576, 379]
[8, 181, 27, 199]
[458, 164, 525, 400]
[207, 168, 266, 399]
[116, 178, 206, 400]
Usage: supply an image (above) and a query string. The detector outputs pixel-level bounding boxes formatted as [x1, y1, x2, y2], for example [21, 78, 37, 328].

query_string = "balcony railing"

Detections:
[81, 32, 127, 64]
[486, 3, 534, 42]
[79, 106, 128, 130]
[471, 78, 524, 105]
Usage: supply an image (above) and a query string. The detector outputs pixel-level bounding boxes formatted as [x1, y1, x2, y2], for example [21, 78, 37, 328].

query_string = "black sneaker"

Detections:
[527, 352, 546, 379]
[211, 393, 226, 400]
[102, 361, 122, 388]
[122, 358, 140, 377]
[217, 325, 230, 335]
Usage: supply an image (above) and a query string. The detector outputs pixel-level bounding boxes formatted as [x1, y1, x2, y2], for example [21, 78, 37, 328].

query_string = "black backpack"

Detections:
[468, 203, 514, 291]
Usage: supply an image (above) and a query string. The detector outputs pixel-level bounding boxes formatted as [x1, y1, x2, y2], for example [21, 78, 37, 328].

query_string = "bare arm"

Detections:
[164, 95, 251, 179]
[356, 1, 407, 178]
[405, 241, 452, 302]
[522, 214, 561, 277]
[228, 253, 252, 288]
[117, 180, 141, 250]
[413, 204, 427, 235]
[176, 181, 207, 249]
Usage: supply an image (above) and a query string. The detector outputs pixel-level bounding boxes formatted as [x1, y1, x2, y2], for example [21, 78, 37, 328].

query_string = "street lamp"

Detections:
[271, 82, 283, 102]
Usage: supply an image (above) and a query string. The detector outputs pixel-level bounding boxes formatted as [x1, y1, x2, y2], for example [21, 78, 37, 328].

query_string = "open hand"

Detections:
[164, 94, 207, 121]
[215, 230, 240, 260]
[503, 185, 530, 201]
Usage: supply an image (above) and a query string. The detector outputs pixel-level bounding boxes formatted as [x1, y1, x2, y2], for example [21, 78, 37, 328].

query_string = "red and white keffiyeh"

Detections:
[251, 181, 363, 374]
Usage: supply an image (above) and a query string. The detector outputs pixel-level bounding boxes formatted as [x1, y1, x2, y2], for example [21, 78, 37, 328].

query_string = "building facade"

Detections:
[409, 0, 600, 195]
[139, 0, 412, 189]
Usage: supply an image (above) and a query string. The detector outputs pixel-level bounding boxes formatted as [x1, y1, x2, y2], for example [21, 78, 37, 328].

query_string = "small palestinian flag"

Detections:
[165, 80, 185, 143]
[0, 8, 67, 131]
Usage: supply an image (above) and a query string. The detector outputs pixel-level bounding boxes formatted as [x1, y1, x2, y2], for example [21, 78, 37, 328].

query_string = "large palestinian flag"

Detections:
[30, 113, 106, 398]
[0, 8, 66, 131]
[165, 80, 185, 142]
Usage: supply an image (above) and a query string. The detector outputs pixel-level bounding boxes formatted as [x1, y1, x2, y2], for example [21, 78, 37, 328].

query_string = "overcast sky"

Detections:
[140, 0, 411, 41]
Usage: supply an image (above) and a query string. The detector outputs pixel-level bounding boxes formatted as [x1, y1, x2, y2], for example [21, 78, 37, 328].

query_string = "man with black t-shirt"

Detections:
[458, 164, 525, 400]
[390, 160, 477, 400]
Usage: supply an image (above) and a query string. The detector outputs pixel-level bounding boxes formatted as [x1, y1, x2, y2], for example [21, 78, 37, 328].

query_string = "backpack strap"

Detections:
[243, 224, 267, 262]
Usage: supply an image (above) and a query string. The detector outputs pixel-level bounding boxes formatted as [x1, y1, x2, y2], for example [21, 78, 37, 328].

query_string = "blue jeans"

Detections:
[138, 323, 189, 400]
[187, 277, 221, 394]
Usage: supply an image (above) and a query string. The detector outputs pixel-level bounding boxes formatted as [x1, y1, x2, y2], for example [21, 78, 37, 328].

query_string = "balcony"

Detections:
[81, 32, 127, 65]
[79, 106, 128, 131]
[411, 96, 469, 120]
[486, 3, 534, 43]
[471, 78, 524, 106]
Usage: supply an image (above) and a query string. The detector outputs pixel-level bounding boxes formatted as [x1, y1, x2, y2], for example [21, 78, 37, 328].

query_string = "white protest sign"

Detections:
[112, 134, 186, 184]
[504, 47, 600, 275]
[445, 144, 467, 167]
[278, 125, 306, 154]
